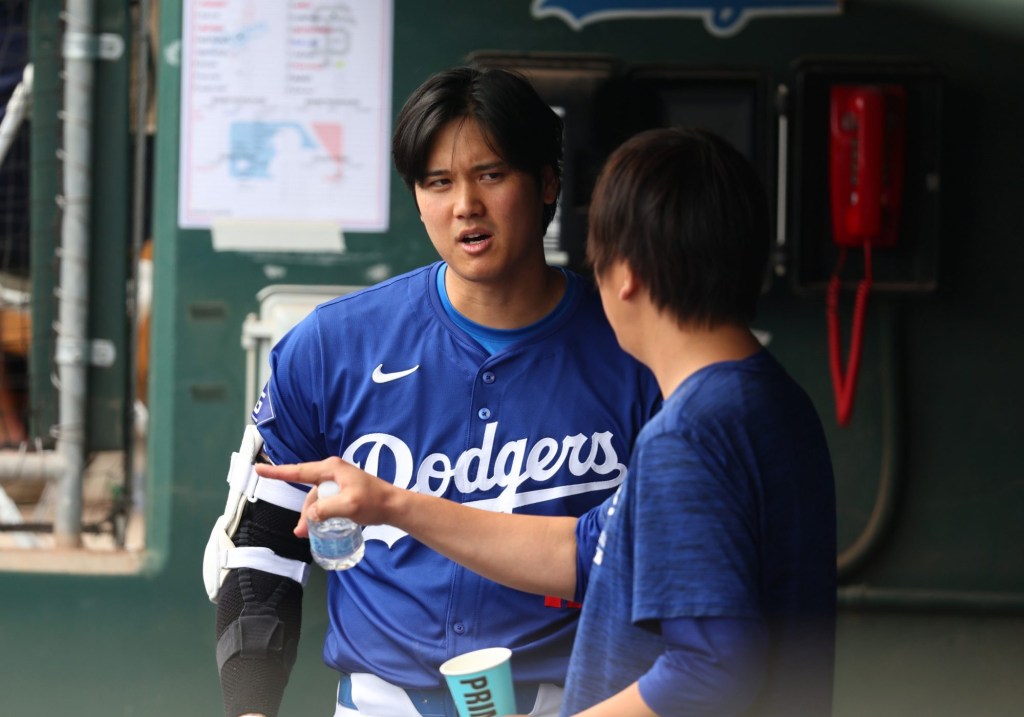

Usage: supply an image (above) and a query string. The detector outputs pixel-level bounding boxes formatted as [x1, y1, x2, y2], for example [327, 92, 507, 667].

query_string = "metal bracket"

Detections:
[62, 32, 125, 62]
[55, 337, 117, 368]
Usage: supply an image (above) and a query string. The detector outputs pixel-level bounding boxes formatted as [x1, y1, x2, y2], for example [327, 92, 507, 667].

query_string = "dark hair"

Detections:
[587, 127, 770, 327]
[392, 65, 564, 229]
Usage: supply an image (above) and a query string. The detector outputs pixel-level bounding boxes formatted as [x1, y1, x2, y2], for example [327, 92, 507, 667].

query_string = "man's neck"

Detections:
[642, 318, 762, 399]
[445, 264, 566, 329]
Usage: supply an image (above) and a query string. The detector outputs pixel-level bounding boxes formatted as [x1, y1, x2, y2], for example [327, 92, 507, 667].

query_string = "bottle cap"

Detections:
[318, 481, 340, 499]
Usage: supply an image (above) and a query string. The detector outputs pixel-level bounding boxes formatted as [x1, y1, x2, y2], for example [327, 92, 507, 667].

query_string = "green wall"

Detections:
[2, 1, 1023, 714]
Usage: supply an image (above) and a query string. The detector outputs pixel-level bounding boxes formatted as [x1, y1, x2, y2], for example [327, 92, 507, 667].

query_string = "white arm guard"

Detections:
[203, 424, 312, 603]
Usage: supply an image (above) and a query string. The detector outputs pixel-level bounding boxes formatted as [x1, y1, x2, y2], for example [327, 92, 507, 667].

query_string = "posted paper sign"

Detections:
[179, 0, 393, 237]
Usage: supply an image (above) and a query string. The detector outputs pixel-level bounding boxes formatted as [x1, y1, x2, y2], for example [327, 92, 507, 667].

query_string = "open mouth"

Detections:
[460, 233, 491, 245]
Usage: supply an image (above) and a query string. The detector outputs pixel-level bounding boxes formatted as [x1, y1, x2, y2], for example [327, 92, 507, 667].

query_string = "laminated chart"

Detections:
[179, 1, 393, 232]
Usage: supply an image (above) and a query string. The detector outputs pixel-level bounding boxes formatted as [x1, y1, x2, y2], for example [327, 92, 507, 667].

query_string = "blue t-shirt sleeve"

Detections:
[632, 428, 761, 622]
[637, 617, 767, 715]
[573, 499, 610, 604]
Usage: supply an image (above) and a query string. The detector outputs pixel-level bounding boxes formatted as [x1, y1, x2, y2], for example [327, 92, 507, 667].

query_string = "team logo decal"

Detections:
[531, 0, 842, 37]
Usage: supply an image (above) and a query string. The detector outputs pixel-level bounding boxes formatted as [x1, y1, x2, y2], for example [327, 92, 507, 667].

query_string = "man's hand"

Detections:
[254, 457, 400, 537]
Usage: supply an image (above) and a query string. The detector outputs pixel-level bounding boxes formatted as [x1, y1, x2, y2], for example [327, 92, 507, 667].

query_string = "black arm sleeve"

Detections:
[215, 498, 312, 717]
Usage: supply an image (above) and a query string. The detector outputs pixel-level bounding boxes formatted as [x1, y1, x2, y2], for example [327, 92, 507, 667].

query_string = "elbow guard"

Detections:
[203, 425, 311, 603]
[206, 427, 314, 716]
[216, 498, 310, 717]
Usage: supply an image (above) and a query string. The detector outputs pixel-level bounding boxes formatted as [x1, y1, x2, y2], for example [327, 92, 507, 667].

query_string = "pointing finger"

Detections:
[254, 460, 330, 485]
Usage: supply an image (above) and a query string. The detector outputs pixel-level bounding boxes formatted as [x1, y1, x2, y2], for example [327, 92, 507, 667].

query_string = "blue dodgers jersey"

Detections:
[253, 261, 661, 690]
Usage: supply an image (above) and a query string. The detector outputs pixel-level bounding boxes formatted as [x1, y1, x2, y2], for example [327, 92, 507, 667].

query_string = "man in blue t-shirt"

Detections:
[258, 127, 837, 716]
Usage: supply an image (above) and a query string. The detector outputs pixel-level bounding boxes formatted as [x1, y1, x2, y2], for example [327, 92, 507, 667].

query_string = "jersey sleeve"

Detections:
[253, 310, 330, 464]
[630, 428, 762, 624]
[573, 498, 610, 603]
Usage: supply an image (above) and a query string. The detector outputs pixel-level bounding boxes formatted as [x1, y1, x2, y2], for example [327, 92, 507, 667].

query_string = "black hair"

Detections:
[391, 65, 564, 229]
[587, 127, 770, 327]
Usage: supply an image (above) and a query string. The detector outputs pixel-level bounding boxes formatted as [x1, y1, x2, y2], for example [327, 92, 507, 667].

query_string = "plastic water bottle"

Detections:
[307, 481, 364, 570]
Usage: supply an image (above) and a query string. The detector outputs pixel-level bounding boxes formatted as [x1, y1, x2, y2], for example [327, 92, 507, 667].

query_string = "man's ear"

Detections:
[618, 261, 639, 302]
[540, 165, 559, 204]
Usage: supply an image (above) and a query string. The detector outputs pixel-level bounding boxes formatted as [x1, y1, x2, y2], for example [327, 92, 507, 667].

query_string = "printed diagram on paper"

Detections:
[179, 1, 392, 232]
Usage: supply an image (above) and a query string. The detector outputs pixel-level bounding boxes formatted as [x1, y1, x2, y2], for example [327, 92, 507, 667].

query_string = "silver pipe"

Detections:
[837, 302, 904, 579]
[772, 83, 788, 277]
[838, 585, 1024, 614]
[127, 0, 152, 507]
[0, 64, 33, 166]
[53, 0, 98, 547]
[0, 450, 66, 481]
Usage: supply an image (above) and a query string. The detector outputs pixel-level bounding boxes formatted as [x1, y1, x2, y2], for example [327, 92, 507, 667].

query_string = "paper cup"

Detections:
[439, 647, 516, 717]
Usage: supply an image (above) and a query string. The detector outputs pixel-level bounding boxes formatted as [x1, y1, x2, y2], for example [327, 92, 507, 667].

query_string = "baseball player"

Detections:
[255, 128, 838, 716]
[204, 66, 661, 717]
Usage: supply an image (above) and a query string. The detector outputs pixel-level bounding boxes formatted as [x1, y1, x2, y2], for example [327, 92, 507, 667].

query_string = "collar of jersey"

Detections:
[436, 262, 577, 355]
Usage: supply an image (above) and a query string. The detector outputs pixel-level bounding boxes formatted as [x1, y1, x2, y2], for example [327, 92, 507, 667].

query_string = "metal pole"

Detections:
[838, 585, 1024, 615]
[125, 0, 152, 514]
[837, 302, 904, 579]
[0, 451, 65, 480]
[0, 65, 33, 166]
[54, 0, 98, 547]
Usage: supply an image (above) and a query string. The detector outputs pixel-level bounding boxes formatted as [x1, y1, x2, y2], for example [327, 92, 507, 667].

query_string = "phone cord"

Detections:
[827, 243, 873, 426]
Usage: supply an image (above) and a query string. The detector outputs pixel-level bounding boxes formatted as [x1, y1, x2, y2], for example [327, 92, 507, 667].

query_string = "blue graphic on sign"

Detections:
[229, 122, 316, 179]
[531, 0, 841, 36]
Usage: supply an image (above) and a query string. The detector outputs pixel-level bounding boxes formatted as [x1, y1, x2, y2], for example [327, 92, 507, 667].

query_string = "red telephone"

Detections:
[829, 85, 906, 248]
[826, 84, 906, 426]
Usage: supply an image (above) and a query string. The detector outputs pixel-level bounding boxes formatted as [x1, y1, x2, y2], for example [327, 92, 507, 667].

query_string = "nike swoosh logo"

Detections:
[371, 364, 420, 384]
